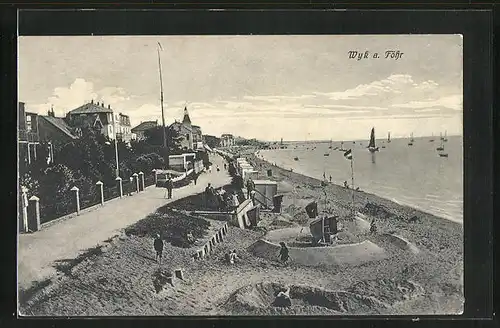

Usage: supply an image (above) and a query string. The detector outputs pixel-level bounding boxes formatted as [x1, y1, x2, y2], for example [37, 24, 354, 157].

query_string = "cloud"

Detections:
[392, 94, 462, 111]
[31, 78, 133, 115]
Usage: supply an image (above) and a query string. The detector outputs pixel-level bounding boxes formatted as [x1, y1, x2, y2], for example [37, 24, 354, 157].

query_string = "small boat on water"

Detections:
[324, 153, 329, 156]
[339, 141, 346, 151]
[438, 142, 448, 157]
[387, 132, 391, 143]
[408, 133, 414, 146]
[429, 132, 435, 142]
[443, 130, 448, 142]
[367, 127, 379, 153]
[436, 137, 445, 151]
[328, 139, 333, 149]
[294, 156, 299, 161]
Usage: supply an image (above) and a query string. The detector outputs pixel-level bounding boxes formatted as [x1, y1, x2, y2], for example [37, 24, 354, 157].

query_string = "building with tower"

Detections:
[169, 107, 203, 151]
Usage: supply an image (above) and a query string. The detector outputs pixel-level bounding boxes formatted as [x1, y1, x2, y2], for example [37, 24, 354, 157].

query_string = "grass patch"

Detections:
[125, 208, 211, 248]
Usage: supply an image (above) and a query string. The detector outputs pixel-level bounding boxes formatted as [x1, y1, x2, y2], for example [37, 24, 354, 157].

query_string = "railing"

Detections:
[18, 129, 40, 143]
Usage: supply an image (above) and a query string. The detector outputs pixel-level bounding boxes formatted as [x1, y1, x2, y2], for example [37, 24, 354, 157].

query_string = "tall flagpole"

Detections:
[157, 42, 169, 169]
[351, 151, 355, 219]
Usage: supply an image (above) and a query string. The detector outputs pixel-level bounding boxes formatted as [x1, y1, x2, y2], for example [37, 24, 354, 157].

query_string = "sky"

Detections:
[18, 35, 463, 141]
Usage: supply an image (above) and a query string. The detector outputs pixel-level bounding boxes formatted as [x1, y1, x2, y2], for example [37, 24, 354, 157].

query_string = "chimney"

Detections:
[108, 104, 111, 109]
[91, 99, 94, 104]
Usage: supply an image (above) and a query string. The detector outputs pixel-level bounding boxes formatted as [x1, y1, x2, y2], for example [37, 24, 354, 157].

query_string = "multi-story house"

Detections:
[170, 107, 203, 151]
[18, 102, 40, 165]
[131, 120, 158, 141]
[66, 100, 131, 143]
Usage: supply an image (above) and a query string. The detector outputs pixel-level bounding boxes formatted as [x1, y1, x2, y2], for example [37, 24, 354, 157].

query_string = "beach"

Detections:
[19, 147, 464, 316]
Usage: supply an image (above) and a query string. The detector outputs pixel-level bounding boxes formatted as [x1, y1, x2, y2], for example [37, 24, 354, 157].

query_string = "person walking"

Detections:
[278, 242, 291, 265]
[165, 175, 173, 199]
[193, 174, 198, 185]
[154, 233, 164, 265]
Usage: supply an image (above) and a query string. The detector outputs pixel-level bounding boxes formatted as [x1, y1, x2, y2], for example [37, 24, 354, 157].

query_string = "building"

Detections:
[18, 102, 40, 165]
[115, 113, 132, 143]
[38, 107, 79, 146]
[131, 120, 158, 141]
[169, 107, 203, 151]
[220, 134, 235, 147]
[66, 100, 132, 142]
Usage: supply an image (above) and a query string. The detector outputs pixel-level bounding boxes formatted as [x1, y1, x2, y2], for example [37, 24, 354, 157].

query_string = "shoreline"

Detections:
[253, 150, 463, 225]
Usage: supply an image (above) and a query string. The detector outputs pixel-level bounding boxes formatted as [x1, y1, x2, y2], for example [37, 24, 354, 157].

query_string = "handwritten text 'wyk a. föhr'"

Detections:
[348, 50, 404, 61]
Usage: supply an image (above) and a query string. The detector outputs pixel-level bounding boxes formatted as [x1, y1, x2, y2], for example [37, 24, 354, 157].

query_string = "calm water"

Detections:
[259, 136, 463, 223]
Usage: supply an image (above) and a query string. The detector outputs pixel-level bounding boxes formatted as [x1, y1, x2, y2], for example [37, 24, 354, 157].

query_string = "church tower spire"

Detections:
[182, 106, 192, 126]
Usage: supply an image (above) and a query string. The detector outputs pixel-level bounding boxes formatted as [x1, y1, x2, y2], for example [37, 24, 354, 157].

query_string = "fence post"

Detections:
[152, 169, 158, 186]
[20, 186, 29, 233]
[139, 171, 145, 191]
[96, 181, 104, 205]
[116, 177, 123, 198]
[71, 186, 80, 215]
[27, 196, 41, 232]
[132, 173, 139, 193]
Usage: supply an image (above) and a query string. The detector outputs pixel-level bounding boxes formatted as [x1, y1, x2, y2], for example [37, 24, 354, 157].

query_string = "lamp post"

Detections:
[105, 138, 119, 179]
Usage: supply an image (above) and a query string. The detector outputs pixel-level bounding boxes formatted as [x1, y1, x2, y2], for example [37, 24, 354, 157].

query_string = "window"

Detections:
[26, 115, 32, 131]
[186, 134, 190, 140]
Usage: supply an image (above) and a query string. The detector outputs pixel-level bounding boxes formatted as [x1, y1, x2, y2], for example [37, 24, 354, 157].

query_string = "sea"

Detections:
[258, 136, 463, 223]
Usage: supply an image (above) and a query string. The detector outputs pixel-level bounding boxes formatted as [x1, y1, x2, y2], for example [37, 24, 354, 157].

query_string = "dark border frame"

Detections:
[2, 7, 494, 328]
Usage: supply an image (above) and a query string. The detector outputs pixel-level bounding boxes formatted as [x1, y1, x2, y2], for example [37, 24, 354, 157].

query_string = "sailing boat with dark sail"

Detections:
[387, 132, 391, 143]
[367, 127, 379, 153]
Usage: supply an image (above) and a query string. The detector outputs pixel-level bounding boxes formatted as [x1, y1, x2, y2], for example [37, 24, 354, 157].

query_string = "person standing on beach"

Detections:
[154, 234, 164, 265]
[278, 242, 291, 265]
[329, 175, 332, 183]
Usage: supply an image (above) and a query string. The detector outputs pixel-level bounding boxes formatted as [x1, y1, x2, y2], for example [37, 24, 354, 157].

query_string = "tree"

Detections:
[203, 135, 221, 149]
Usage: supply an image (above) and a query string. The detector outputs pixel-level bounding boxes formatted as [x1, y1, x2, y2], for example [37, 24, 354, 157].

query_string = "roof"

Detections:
[69, 102, 113, 115]
[40, 116, 78, 139]
[182, 107, 192, 125]
[71, 113, 109, 127]
[131, 121, 157, 132]
[170, 121, 192, 132]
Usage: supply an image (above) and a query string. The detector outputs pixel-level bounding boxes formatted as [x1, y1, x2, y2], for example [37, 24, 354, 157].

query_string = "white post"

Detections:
[71, 186, 80, 215]
[96, 181, 104, 205]
[21, 186, 29, 233]
[132, 173, 139, 193]
[28, 196, 41, 232]
[116, 177, 123, 198]
[139, 171, 145, 191]
[152, 169, 158, 186]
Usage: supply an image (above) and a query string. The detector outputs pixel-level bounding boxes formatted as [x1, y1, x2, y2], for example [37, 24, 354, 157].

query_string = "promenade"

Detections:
[18, 154, 230, 291]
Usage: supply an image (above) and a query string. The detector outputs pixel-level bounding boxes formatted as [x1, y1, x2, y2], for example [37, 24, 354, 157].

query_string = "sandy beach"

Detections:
[19, 147, 464, 316]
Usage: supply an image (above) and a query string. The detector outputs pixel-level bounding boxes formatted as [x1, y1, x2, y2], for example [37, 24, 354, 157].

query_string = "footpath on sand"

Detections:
[18, 155, 231, 291]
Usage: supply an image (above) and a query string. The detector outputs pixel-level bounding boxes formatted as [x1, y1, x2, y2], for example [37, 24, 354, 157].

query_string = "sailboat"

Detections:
[438, 142, 448, 157]
[436, 137, 445, 151]
[443, 130, 448, 142]
[387, 132, 391, 143]
[328, 139, 333, 149]
[429, 133, 435, 142]
[408, 133, 414, 146]
[339, 141, 346, 152]
[367, 127, 379, 153]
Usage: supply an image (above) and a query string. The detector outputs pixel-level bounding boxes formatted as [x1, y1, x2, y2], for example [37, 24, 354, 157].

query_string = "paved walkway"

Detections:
[18, 154, 230, 291]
